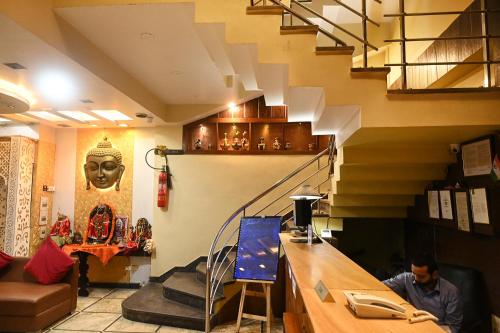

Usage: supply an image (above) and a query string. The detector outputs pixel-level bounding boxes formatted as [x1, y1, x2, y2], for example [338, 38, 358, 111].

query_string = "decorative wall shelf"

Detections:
[182, 96, 329, 155]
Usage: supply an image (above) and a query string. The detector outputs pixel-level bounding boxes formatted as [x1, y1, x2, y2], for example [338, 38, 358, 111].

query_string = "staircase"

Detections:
[122, 251, 237, 331]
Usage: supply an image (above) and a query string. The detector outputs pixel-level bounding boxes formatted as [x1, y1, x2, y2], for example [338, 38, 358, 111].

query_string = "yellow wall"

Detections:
[151, 125, 322, 276]
[74, 128, 134, 236]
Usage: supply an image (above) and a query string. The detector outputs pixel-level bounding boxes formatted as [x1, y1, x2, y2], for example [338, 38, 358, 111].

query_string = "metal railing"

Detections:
[249, 0, 381, 68]
[204, 135, 336, 332]
[384, 0, 500, 90]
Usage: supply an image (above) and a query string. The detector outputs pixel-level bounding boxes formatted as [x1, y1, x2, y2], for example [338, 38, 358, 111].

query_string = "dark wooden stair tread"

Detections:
[316, 46, 355, 55]
[246, 5, 284, 15]
[280, 25, 319, 35]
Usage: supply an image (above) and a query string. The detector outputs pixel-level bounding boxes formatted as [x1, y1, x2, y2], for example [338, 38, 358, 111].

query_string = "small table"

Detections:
[63, 244, 122, 296]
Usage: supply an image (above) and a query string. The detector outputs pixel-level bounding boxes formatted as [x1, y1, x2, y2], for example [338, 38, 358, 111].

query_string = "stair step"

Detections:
[331, 206, 407, 218]
[332, 180, 429, 195]
[280, 25, 318, 35]
[315, 46, 355, 55]
[163, 272, 223, 310]
[330, 194, 415, 207]
[122, 283, 216, 331]
[338, 147, 455, 165]
[246, 5, 284, 15]
[196, 261, 235, 286]
[334, 163, 447, 181]
[351, 67, 391, 79]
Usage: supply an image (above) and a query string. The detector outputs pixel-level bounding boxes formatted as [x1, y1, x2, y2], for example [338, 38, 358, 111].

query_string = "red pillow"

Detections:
[24, 238, 74, 284]
[0, 251, 13, 270]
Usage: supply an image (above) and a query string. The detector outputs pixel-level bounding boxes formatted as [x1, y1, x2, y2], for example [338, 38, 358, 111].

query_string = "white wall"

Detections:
[132, 129, 154, 227]
[52, 128, 77, 228]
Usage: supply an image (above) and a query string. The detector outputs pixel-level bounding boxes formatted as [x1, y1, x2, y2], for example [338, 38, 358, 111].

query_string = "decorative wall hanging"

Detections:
[113, 215, 128, 247]
[84, 137, 125, 191]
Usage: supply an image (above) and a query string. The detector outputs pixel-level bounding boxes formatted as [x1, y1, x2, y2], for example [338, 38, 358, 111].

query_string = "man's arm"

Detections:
[382, 272, 409, 298]
[444, 290, 463, 333]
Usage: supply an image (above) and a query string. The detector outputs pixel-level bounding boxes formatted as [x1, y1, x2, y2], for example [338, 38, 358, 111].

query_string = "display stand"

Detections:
[236, 279, 273, 333]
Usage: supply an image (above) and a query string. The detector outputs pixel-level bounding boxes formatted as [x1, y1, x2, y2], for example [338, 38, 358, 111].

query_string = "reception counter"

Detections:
[280, 233, 445, 333]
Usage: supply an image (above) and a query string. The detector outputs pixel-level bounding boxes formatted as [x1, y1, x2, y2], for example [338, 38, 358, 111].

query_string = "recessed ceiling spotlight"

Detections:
[140, 32, 154, 40]
[118, 123, 128, 127]
[90, 124, 98, 127]
[80, 99, 94, 104]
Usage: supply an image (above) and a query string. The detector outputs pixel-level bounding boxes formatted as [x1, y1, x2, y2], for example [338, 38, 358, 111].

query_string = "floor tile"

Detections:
[88, 288, 113, 298]
[105, 316, 160, 332]
[77, 296, 101, 311]
[50, 330, 101, 333]
[85, 298, 123, 313]
[54, 312, 120, 331]
[45, 311, 79, 330]
[105, 289, 137, 299]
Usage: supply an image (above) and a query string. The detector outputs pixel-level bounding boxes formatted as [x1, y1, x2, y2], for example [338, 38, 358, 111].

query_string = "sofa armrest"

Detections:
[0, 257, 37, 282]
[61, 257, 79, 311]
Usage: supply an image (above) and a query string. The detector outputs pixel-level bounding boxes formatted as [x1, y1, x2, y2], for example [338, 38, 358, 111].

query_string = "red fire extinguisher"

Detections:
[158, 165, 173, 209]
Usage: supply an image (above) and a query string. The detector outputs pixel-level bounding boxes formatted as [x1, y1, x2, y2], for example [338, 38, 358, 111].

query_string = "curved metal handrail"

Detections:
[205, 135, 335, 332]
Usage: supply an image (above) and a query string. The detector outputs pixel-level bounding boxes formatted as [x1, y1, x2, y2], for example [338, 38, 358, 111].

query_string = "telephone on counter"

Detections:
[344, 291, 407, 319]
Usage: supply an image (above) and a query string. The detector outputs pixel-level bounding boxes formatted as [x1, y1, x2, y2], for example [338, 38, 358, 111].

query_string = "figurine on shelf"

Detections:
[308, 142, 316, 151]
[84, 203, 115, 245]
[194, 138, 202, 150]
[241, 131, 249, 151]
[50, 213, 72, 247]
[257, 137, 266, 151]
[113, 216, 129, 247]
[273, 137, 281, 150]
[232, 131, 242, 150]
[136, 218, 152, 250]
[285, 142, 292, 150]
[220, 132, 230, 150]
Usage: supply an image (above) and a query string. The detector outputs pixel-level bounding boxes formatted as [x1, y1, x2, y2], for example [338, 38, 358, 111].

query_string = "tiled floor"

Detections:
[44, 288, 283, 333]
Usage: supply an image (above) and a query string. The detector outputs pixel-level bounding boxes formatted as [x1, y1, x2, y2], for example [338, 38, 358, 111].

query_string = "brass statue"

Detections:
[84, 137, 125, 191]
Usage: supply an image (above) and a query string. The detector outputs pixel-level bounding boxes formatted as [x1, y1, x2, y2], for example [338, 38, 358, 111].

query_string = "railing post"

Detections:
[481, 0, 492, 87]
[362, 0, 368, 68]
[205, 265, 211, 333]
[399, 0, 407, 90]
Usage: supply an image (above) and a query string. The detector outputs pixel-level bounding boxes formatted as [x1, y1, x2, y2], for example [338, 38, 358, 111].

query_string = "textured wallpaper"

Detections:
[30, 141, 55, 255]
[74, 129, 134, 236]
[0, 139, 10, 251]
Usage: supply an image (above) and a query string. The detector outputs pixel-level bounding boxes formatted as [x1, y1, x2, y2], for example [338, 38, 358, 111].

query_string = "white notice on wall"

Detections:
[470, 188, 489, 224]
[439, 191, 453, 220]
[455, 192, 470, 232]
[462, 139, 492, 176]
[428, 191, 440, 219]
[39, 196, 49, 226]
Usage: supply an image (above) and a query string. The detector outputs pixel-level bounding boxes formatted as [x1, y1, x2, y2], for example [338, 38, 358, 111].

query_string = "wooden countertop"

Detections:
[280, 233, 445, 333]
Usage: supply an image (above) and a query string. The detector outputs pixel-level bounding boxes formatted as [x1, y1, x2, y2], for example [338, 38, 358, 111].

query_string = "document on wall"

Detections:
[439, 191, 453, 220]
[470, 188, 489, 224]
[462, 139, 492, 176]
[39, 196, 49, 226]
[427, 191, 440, 219]
[455, 192, 470, 232]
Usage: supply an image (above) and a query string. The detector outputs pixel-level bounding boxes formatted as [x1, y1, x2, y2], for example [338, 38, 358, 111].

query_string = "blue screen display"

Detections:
[233, 217, 281, 282]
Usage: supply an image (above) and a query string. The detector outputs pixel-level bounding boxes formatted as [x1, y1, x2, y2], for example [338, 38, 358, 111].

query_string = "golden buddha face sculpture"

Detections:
[84, 137, 125, 191]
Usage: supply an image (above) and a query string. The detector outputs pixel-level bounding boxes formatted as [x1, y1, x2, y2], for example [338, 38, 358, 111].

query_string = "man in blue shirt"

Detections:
[383, 253, 462, 333]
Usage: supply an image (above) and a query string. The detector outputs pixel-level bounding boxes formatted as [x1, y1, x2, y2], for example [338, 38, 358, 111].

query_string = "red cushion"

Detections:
[24, 238, 74, 284]
[0, 251, 13, 270]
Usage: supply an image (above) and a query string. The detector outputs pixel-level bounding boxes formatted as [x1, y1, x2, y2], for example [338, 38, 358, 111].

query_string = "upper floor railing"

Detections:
[249, 0, 381, 68]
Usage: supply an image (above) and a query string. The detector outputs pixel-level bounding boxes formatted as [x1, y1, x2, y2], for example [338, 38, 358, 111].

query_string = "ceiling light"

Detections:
[80, 99, 94, 104]
[0, 118, 11, 122]
[91, 109, 132, 121]
[0, 79, 35, 113]
[36, 70, 76, 103]
[90, 124, 98, 127]
[3, 63, 26, 70]
[58, 110, 98, 122]
[26, 111, 67, 122]
[118, 123, 128, 127]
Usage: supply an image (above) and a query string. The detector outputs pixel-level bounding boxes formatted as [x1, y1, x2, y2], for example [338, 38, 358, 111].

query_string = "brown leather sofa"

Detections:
[0, 257, 79, 332]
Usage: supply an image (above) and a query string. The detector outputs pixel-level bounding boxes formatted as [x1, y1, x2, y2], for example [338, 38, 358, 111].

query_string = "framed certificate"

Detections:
[461, 137, 494, 177]
[453, 190, 471, 232]
[439, 190, 453, 220]
[469, 187, 494, 235]
[427, 190, 440, 220]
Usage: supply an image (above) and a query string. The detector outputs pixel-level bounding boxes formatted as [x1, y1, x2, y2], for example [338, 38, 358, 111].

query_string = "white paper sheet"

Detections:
[439, 191, 453, 220]
[462, 139, 492, 176]
[455, 192, 470, 232]
[428, 191, 440, 219]
[470, 188, 489, 224]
